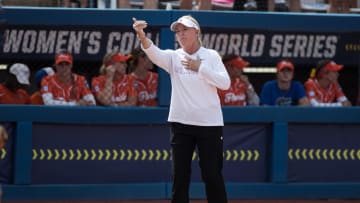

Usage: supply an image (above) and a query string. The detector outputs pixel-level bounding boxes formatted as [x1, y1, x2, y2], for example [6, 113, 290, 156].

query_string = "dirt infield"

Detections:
[5, 200, 360, 203]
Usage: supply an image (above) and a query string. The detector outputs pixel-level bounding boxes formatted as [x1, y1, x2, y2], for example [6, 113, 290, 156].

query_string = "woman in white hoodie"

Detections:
[133, 15, 230, 203]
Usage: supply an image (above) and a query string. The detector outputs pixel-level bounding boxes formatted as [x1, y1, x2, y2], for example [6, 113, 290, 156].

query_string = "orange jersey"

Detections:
[91, 74, 137, 105]
[218, 78, 248, 106]
[41, 73, 93, 102]
[129, 72, 158, 106]
[0, 84, 30, 104]
[304, 78, 345, 103]
[30, 91, 44, 105]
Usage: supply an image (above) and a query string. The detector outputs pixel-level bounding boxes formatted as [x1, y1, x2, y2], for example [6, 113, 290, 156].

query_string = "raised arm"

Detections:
[132, 17, 151, 49]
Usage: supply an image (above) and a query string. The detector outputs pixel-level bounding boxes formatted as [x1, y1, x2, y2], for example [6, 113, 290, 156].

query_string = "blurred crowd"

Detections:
[1, 0, 359, 13]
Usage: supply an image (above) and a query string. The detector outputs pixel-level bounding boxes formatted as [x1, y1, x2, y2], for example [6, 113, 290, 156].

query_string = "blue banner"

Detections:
[288, 124, 360, 182]
[0, 25, 358, 66]
[0, 25, 160, 61]
[4, 122, 359, 184]
[29, 123, 268, 184]
[200, 28, 359, 66]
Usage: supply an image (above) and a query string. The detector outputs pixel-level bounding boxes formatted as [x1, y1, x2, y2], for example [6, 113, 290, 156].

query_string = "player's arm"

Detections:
[115, 95, 137, 106]
[41, 77, 77, 105]
[298, 96, 310, 106]
[245, 83, 260, 106]
[77, 78, 96, 106]
[95, 66, 115, 106]
[132, 17, 151, 49]
[335, 83, 352, 107]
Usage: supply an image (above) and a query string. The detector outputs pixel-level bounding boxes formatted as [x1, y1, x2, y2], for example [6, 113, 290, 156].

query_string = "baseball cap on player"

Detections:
[277, 60, 294, 72]
[315, 59, 343, 79]
[104, 52, 130, 67]
[35, 67, 55, 86]
[111, 52, 130, 63]
[222, 54, 249, 69]
[170, 15, 200, 32]
[55, 52, 73, 65]
[9, 63, 30, 85]
[323, 60, 343, 72]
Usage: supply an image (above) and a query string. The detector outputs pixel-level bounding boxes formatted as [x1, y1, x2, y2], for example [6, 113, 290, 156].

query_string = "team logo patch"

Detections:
[94, 86, 99, 92]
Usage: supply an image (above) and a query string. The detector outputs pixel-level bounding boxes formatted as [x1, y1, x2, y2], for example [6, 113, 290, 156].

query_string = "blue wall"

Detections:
[1, 106, 360, 200]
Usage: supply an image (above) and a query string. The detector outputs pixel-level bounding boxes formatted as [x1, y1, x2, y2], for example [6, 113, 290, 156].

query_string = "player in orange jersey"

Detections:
[30, 67, 55, 105]
[128, 47, 158, 106]
[41, 51, 96, 106]
[0, 63, 30, 104]
[304, 59, 351, 107]
[92, 51, 137, 106]
[218, 54, 259, 106]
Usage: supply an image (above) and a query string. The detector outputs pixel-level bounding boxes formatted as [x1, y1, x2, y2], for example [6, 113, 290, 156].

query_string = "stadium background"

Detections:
[0, 2, 360, 203]
[0, 1, 359, 105]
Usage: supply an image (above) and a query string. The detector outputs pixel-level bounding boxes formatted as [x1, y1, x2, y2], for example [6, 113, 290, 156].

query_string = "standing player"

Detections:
[133, 15, 230, 203]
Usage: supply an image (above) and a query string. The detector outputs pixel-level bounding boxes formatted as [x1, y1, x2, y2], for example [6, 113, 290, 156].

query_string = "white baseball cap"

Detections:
[35, 67, 55, 85]
[170, 16, 200, 32]
[9, 63, 30, 85]
[43, 67, 55, 75]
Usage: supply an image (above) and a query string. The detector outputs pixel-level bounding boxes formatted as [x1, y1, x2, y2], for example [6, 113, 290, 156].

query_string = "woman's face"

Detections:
[56, 62, 72, 78]
[277, 68, 294, 83]
[174, 24, 199, 48]
[113, 62, 127, 75]
[325, 70, 339, 83]
[226, 63, 242, 79]
[138, 53, 153, 71]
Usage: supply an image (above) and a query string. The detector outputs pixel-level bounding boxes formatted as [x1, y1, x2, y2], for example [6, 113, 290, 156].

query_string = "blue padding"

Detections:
[4, 182, 360, 200]
[13, 122, 32, 184]
[271, 122, 288, 183]
[1, 106, 360, 124]
[2, 183, 167, 200]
